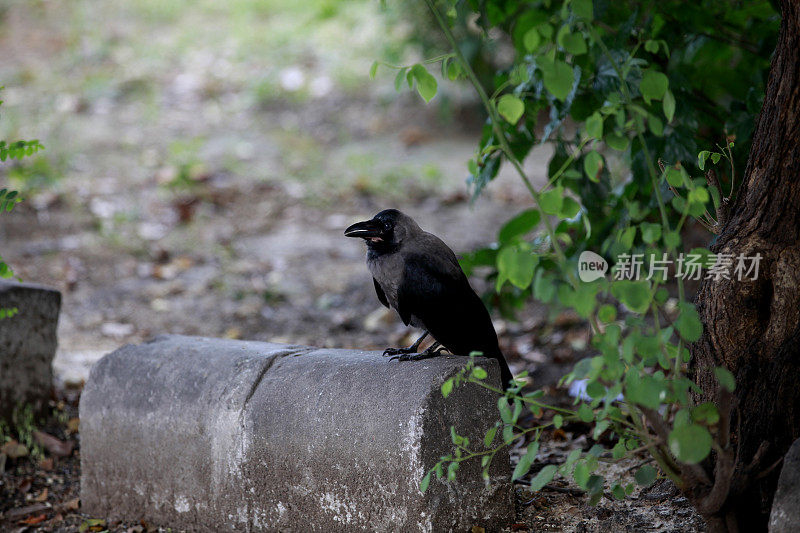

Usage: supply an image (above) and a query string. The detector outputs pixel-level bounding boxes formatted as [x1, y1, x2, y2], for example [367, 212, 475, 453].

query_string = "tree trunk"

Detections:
[692, 1, 800, 531]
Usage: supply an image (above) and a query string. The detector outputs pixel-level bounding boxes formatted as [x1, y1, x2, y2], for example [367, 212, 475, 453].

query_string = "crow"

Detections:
[344, 209, 513, 389]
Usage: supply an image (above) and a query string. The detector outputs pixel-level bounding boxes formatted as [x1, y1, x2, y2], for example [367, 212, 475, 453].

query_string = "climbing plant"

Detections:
[372, 0, 779, 527]
[0, 86, 44, 318]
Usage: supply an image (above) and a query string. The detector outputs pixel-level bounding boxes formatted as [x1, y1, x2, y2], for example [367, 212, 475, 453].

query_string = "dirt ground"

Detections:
[1, 1, 704, 531]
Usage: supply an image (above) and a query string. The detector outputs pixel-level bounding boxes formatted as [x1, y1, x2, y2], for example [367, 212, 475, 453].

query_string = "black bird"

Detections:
[344, 209, 513, 389]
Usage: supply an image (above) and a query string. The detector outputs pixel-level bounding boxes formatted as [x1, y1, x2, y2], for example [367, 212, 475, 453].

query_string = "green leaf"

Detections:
[619, 226, 636, 250]
[553, 414, 563, 428]
[471, 366, 488, 380]
[666, 167, 684, 187]
[513, 441, 540, 480]
[634, 465, 657, 486]
[533, 270, 556, 303]
[714, 367, 736, 392]
[698, 150, 710, 171]
[410, 64, 438, 103]
[394, 68, 408, 91]
[611, 281, 652, 313]
[583, 151, 603, 182]
[542, 60, 574, 101]
[649, 114, 664, 136]
[523, 28, 541, 52]
[674, 302, 702, 342]
[668, 424, 712, 464]
[574, 461, 590, 488]
[605, 133, 629, 151]
[441, 378, 454, 398]
[593, 419, 610, 440]
[499, 396, 512, 424]
[447, 461, 458, 481]
[625, 373, 663, 409]
[446, 61, 460, 80]
[664, 231, 681, 249]
[597, 304, 617, 323]
[571, 0, 593, 20]
[577, 403, 593, 422]
[688, 187, 709, 204]
[497, 244, 538, 290]
[530, 464, 558, 491]
[585, 112, 603, 140]
[539, 186, 564, 215]
[369, 61, 379, 80]
[560, 32, 587, 55]
[484, 426, 497, 447]
[662, 89, 675, 122]
[420, 471, 431, 492]
[692, 403, 720, 425]
[640, 222, 662, 244]
[560, 197, 581, 219]
[497, 94, 525, 124]
[640, 70, 669, 104]
[499, 209, 541, 244]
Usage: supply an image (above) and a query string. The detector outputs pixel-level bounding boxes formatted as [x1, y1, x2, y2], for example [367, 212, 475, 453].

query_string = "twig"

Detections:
[640, 406, 712, 486]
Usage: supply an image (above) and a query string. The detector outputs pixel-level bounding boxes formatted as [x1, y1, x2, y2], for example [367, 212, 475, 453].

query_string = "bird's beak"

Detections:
[344, 219, 384, 241]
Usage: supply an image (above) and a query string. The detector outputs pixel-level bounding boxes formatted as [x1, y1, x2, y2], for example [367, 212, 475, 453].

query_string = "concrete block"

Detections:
[80, 335, 514, 532]
[0, 281, 61, 421]
[770, 437, 800, 532]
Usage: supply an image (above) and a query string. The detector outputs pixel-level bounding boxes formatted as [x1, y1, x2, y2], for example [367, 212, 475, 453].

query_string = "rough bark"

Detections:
[692, 1, 800, 530]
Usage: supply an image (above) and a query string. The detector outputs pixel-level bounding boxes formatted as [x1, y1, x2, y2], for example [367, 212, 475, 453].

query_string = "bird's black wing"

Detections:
[373, 277, 389, 308]
[396, 253, 497, 354]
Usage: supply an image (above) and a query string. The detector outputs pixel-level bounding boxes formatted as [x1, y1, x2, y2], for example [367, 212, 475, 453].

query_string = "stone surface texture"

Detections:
[0, 280, 61, 421]
[80, 335, 514, 532]
[769, 437, 800, 532]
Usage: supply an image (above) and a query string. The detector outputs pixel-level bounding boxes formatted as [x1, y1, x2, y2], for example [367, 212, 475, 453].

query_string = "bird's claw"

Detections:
[383, 347, 415, 357]
[389, 348, 446, 362]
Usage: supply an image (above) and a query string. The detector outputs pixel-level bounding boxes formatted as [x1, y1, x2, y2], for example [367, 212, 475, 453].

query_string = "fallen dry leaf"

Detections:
[67, 417, 80, 434]
[18, 477, 32, 494]
[19, 513, 47, 525]
[62, 498, 80, 512]
[40, 457, 54, 470]
[4, 503, 50, 521]
[1, 440, 29, 459]
[34, 488, 49, 502]
[471, 527, 486, 533]
[33, 430, 75, 457]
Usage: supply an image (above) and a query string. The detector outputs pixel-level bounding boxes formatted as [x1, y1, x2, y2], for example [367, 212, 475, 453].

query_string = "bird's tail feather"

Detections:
[485, 350, 513, 391]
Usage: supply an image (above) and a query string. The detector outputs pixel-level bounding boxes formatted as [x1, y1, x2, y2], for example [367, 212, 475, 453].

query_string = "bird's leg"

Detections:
[390, 342, 447, 362]
[383, 331, 429, 357]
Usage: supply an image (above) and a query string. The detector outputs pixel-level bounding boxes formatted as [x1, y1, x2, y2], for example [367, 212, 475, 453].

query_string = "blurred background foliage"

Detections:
[0, 0, 536, 371]
[0, 0, 780, 352]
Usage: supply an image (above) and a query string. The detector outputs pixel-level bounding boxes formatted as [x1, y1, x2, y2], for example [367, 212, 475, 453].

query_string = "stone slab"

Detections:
[80, 335, 514, 532]
[769, 437, 800, 532]
[0, 281, 61, 421]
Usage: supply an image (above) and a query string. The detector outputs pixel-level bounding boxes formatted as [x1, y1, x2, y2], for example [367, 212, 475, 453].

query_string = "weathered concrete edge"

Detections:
[80, 335, 314, 526]
[80, 336, 514, 531]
